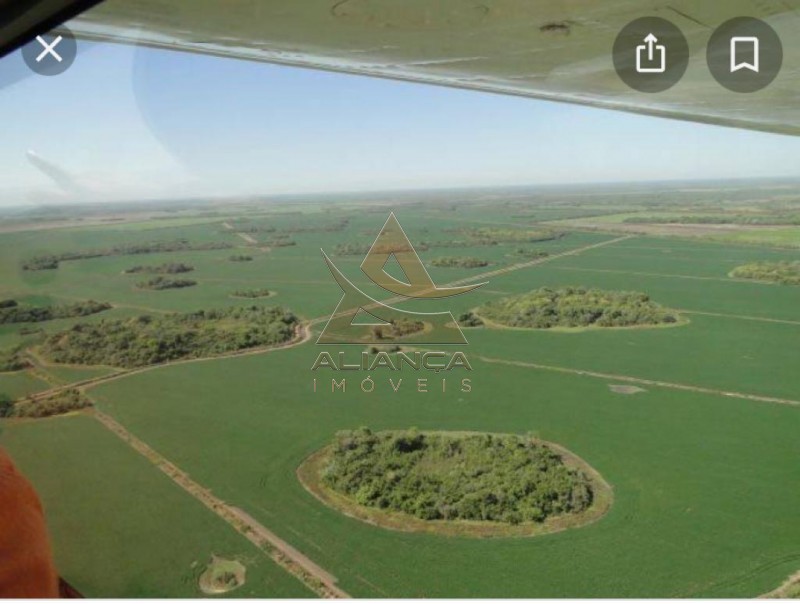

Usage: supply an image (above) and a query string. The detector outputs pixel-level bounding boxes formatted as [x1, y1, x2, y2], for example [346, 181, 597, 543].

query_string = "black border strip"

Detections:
[0, 0, 104, 59]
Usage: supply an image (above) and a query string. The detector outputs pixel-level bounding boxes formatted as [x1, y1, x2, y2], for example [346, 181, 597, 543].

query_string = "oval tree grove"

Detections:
[298, 428, 612, 538]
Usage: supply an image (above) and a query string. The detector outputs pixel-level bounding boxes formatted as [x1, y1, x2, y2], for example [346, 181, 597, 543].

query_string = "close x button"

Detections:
[21, 27, 77, 76]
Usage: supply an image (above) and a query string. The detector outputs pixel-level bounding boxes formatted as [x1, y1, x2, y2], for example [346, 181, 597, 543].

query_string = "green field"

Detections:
[0, 416, 314, 598]
[1, 193, 799, 597]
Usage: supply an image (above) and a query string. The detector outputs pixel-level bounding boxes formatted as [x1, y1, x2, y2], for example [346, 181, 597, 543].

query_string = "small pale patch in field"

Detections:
[198, 556, 246, 595]
[609, 384, 646, 395]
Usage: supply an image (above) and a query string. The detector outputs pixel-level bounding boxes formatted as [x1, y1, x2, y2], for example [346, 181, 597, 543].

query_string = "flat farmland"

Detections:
[0, 415, 314, 598]
[1, 199, 799, 597]
[85, 347, 800, 597]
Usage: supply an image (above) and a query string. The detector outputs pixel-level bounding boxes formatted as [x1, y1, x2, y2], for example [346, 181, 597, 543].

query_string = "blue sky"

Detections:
[0, 40, 799, 206]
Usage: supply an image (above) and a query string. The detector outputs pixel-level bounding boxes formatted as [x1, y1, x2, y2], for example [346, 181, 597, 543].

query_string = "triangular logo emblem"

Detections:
[317, 213, 486, 345]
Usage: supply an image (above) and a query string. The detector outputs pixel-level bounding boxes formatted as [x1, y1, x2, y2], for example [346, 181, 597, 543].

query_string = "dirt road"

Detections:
[93, 409, 349, 598]
[479, 356, 800, 407]
[223, 221, 263, 246]
[20, 324, 311, 403]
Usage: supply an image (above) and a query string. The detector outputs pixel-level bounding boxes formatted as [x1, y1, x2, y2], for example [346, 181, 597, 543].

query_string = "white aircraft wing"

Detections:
[8, 0, 800, 135]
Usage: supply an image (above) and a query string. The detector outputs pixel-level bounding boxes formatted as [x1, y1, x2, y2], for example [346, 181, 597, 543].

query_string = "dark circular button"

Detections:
[707, 17, 782, 93]
[21, 27, 77, 76]
[613, 17, 689, 93]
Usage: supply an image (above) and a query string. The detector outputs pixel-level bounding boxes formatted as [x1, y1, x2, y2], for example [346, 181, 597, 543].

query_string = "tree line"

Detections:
[418, 239, 478, 249]
[333, 243, 372, 256]
[279, 218, 349, 233]
[444, 227, 565, 245]
[334, 241, 431, 257]
[0, 389, 91, 419]
[23, 239, 232, 270]
[624, 214, 800, 226]
[264, 236, 296, 248]
[231, 288, 271, 298]
[0, 300, 111, 324]
[0, 347, 30, 372]
[429, 257, 490, 268]
[136, 277, 197, 290]
[124, 262, 194, 274]
[457, 311, 484, 327]
[369, 318, 424, 340]
[511, 248, 550, 259]
[731, 261, 800, 285]
[40, 305, 298, 368]
[478, 286, 678, 329]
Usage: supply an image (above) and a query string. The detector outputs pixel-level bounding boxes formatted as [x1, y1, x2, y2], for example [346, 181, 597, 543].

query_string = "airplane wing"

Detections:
[5, 0, 800, 135]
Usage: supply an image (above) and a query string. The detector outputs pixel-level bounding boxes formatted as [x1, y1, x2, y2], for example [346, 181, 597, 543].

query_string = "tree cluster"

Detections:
[444, 227, 564, 245]
[624, 214, 800, 226]
[231, 288, 271, 298]
[233, 225, 276, 233]
[265, 236, 296, 247]
[5, 389, 91, 419]
[333, 243, 371, 256]
[0, 393, 12, 417]
[124, 262, 194, 274]
[136, 277, 197, 290]
[0, 300, 111, 324]
[333, 241, 430, 257]
[731, 261, 800, 285]
[457, 311, 484, 327]
[430, 257, 490, 268]
[22, 239, 232, 271]
[511, 248, 550, 259]
[479, 286, 678, 328]
[0, 347, 30, 372]
[367, 345, 402, 354]
[40, 306, 298, 368]
[369, 319, 424, 340]
[323, 428, 594, 524]
[280, 218, 349, 233]
[229, 255, 253, 262]
[418, 240, 476, 249]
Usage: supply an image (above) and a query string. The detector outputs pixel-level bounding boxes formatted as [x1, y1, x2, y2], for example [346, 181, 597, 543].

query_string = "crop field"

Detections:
[0, 415, 314, 598]
[1, 188, 799, 597]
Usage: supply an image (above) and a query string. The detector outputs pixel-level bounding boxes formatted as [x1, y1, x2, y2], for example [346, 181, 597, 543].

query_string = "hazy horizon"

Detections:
[1, 39, 800, 207]
[3, 174, 800, 215]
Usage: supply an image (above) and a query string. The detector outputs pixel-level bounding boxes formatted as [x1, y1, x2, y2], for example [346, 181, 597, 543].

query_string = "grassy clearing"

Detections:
[198, 556, 247, 594]
[0, 371, 50, 399]
[38, 364, 117, 384]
